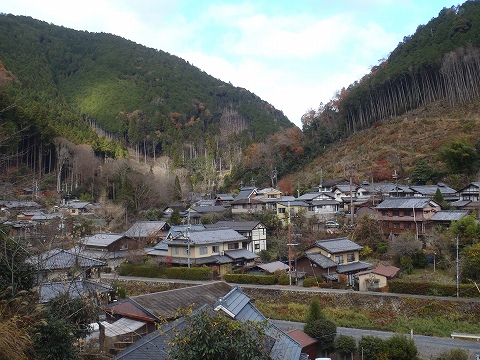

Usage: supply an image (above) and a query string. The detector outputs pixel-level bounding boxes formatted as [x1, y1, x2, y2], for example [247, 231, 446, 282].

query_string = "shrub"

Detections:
[277, 273, 290, 285]
[224, 274, 275, 285]
[302, 277, 318, 287]
[435, 348, 468, 360]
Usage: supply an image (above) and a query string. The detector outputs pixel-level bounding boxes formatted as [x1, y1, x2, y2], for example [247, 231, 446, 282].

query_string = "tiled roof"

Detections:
[208, 220, 263, 231]
[29, 248, 107, 270]
[189, 205, 226, 213]
[375, 197, 438, 209]
[128, 282, 233, 321]
[313, 238, 363, 253]
[214, 287, 303, 360]
[166, 228, 246, 245]
[224, 249, 259, 260]
[304, 252, 337, 269]
[39, 279, 112, 303]
[336, 261, 372, 273]
[101, 317, 146, 337]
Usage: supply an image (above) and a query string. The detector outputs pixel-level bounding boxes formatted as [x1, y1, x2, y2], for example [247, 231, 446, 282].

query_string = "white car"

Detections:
[325, 221, 339, 228]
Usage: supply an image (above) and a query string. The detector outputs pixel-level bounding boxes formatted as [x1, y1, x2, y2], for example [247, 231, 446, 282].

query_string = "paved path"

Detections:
[273, 320, 480, 360]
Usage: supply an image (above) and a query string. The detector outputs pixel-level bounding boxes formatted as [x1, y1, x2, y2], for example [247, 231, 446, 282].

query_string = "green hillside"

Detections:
[0, 14, 292, 165]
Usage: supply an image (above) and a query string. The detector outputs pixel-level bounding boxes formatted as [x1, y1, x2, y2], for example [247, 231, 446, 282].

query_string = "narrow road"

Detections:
[273, 320, 480, 360]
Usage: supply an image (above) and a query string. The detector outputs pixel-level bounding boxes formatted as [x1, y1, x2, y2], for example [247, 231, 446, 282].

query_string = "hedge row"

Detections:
[117, 263, 214, 281]
[224, 274, 276, 285]
[389, 280, 479, 298]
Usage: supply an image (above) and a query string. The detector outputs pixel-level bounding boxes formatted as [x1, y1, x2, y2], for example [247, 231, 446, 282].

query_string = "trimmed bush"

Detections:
[224, 274, 275, 285]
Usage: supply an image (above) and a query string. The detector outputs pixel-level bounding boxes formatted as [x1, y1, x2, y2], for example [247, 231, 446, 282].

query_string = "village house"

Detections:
[296, 237, 371, 285]
[355, 263, 400, 292]
[375, 197, 442, 237]
[205, 220, 268, 253]
[457, 181, 480, 202]
[28, 248, 107, 283]
[162, 228, 259, 275]
[124, 221, 170, 245]
[77, 233, 139, 267]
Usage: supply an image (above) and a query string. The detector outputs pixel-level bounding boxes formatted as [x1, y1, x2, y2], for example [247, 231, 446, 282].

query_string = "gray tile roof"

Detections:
[208, 220, 263, 231]
[304, 252, 337, 269]
[410, 184, 457, 195]
[124, 221, 168, 238]
[224, 249, 259, 261]
[166, 228, 246, 245]
[39, 279, 112, 303]
[29, 248, 107, 270]
[336, 261, 372, 274]
[256, 261, 290, 273]
[375, 197, 439, 209]
[189, 205, 226, 213]
[314, 238, 363, 253]
[214, 287, 303, 360]
[233, 187, 257, 201]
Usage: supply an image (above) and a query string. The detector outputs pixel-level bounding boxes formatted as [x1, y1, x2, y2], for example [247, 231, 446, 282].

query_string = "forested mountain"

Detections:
[5, 1, 480, 216]
[0, 14, 292, 177]
[298, 0, 480, 188]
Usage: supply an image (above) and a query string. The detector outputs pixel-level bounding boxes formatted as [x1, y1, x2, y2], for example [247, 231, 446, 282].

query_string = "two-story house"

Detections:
[375, 197, 441, 238]
[205, 220, 267, 253]
[163, 228, 259, 274]
[296, 237, 371, 285]
[457, 182, 479, 202]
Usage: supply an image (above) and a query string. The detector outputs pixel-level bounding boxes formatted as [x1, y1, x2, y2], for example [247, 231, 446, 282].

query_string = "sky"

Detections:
[2, 0, 460, 127]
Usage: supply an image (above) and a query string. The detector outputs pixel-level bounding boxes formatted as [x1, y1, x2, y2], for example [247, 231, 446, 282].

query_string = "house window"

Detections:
[404, 210, 411, 216]
[334, 255, 344, 264]
[255, 244, 260, 250]
[172, 247, 179, 255]
[268, 194, 276, 198]
[183, 248, 189, 255]
[278, 208, 286, 213]
[393, 222, 399, 229]
[347, 253, 355, 262]
[212, 245, 219, 253]
[228, 243, 239, 250]
[200, 247, 208, 255]
[242, 242, 248, 249]
[393, 210, 399, 216]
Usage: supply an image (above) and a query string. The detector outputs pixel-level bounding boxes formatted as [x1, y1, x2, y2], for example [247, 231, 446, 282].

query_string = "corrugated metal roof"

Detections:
[82, 233, 128, 247]
[430, 210, 468, 221]
[101, 317, 146, 337]
[257, 261, 290, 273]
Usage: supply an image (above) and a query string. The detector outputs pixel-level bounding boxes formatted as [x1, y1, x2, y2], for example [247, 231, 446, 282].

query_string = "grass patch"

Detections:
[256, 301, 480, 338]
